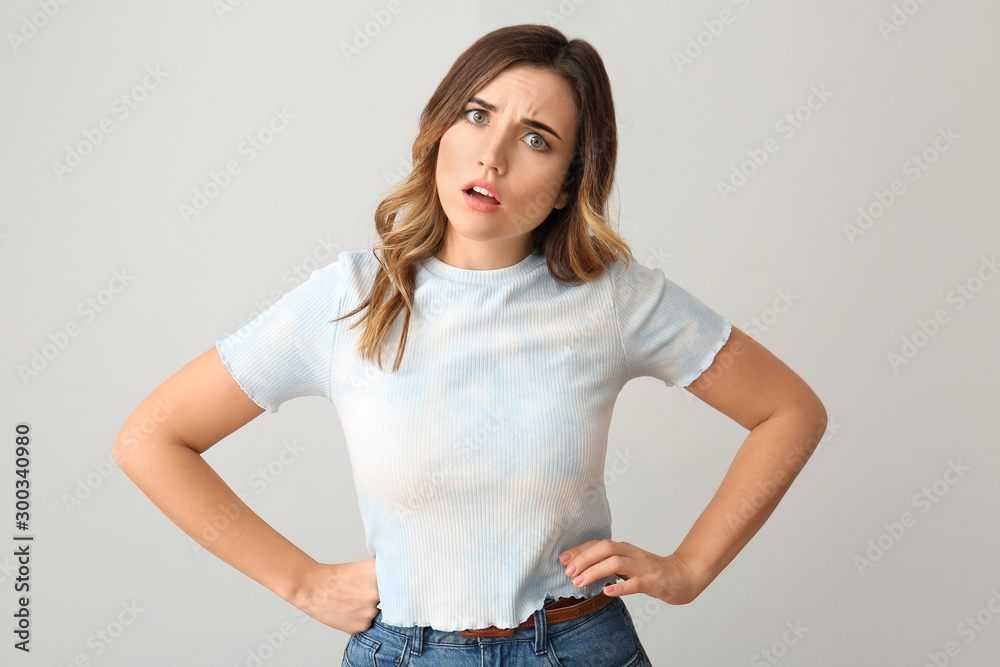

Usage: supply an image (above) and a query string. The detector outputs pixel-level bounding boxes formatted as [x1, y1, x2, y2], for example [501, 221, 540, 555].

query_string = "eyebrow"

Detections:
[466, 97, 563, 142]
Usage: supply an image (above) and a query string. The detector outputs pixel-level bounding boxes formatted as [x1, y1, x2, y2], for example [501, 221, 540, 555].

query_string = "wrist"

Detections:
[671, 549, 716, 594]
[282, 557, 324, 611]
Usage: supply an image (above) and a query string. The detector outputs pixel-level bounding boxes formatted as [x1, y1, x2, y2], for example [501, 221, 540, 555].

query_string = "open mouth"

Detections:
[465, 187, 500, 205]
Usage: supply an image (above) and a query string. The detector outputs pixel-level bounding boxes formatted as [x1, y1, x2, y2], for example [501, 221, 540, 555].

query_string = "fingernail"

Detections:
[559, 552, 570, 563]
[565, 564, 576, 576]
[572, 575, 584, 586]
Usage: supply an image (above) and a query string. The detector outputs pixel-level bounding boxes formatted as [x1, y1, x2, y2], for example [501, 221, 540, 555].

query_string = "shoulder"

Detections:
[330, 248, 379, 275]
[265, 249, 376, 318]
[326, 248, 381, 297]
[600, 254, 659, 292]
[316, 248, 380, 292]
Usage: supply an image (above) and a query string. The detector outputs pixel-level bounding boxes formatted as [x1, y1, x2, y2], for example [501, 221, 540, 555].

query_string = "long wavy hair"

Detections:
[332, 23, 634, 371]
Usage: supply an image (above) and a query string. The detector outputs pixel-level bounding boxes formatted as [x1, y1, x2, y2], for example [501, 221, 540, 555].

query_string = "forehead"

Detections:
[471, 65, 577, 129]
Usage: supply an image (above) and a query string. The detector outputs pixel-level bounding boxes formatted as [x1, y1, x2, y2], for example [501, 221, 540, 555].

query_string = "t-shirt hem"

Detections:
[214, 340, 275, 413]
[376, 580, 618, 631]
[669, 316, 733, 389]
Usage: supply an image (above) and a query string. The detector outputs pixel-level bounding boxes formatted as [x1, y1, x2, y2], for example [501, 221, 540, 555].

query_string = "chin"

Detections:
[442, 203, 498, 233]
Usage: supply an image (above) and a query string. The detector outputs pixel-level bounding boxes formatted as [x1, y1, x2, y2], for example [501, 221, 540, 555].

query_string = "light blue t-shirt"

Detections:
[215, 248, 731, 631]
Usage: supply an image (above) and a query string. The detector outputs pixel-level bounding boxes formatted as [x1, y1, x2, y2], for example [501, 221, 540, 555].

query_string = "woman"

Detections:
[113, 24, 827, 666]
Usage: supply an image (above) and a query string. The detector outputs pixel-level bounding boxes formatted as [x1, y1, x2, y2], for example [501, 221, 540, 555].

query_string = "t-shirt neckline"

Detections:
[421, 249, 546, 285]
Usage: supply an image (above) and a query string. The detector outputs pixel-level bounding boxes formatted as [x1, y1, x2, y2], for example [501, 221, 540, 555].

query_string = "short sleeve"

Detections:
[612, 259, 732, 388]
[215, 259, 345, 413]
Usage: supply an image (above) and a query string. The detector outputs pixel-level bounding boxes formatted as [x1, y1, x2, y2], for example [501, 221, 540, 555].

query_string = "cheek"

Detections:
[510, 167, 563, 212]
[437, 127, 463, 168]
[435, 136, 455, 192]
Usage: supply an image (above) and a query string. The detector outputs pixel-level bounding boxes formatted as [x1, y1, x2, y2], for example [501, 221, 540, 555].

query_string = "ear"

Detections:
[554, 154, 578, 210]
[553, 181, 574, 210]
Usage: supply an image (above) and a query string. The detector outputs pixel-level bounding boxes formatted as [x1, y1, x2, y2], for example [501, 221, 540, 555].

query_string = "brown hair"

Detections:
[332, 23, 634, 371]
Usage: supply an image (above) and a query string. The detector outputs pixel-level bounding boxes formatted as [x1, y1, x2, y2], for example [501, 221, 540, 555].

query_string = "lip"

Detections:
[462, 189, 503, 214]
[460, 178, 503, 212]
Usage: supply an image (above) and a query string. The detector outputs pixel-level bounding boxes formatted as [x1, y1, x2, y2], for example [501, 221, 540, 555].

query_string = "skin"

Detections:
[112, 62, 826, 636]
[434, 64, 577, 270]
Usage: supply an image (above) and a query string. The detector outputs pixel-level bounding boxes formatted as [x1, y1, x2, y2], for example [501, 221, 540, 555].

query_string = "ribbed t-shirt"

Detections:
[215, 247, 731, 631]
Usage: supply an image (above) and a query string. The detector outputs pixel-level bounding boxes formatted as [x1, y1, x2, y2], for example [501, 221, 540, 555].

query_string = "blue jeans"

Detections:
[342, 595, 653, 666]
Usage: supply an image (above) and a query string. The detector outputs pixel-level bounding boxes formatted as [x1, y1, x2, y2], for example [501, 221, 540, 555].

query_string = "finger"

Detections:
[558, 539, 601, 565]
[569, 553, 631, 589]
[602, 576, 645, 597]
[563, 539, 631, 577]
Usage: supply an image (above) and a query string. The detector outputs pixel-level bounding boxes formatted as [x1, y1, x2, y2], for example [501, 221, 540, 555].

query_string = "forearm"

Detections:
[673, 407, 827, 592]
[113, 439, 316, 605]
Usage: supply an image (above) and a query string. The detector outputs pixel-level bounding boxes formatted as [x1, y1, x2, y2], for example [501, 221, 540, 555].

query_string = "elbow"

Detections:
[781, 381, 827, 433]
[112, 397, 184, 471]
[796, 392, 827, 435]
[781, 394, 828, 469]
[805, 390, 828, 437]
[761, 390, 828, 455]
[111, 418, 164, 472]
[111, 433, 137, 472]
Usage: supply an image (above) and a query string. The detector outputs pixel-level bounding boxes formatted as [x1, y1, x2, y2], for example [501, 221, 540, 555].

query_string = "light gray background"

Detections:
[2, 1, 998, 665]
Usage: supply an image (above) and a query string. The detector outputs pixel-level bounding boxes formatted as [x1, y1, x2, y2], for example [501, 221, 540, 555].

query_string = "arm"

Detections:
[672, 325, 827, 595]
[111, 347, 378, 633]
[558, 326, 827, 603]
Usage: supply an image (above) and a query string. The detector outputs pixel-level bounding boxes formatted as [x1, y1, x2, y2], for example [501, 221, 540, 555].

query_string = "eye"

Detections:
[464, 109, 487, 125]
[461, 108, 552, 153]
[525, 133, 550, 151]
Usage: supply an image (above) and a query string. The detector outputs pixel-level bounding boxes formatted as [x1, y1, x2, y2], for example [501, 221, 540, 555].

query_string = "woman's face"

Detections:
[435, 64, 579, 259]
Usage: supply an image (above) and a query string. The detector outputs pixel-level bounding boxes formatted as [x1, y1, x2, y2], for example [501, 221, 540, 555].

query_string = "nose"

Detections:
[477, 128, 507, 176]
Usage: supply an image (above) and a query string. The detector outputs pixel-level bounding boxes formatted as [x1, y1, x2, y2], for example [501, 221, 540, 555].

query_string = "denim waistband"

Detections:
[360, 594, 625, 657]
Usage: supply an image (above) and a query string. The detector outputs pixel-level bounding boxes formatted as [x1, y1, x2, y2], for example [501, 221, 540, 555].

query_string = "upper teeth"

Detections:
[472, 186, 496, 200]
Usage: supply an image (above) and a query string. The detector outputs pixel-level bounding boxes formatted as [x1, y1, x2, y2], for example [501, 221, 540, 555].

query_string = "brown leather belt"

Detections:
[459, 591, 614, 637]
